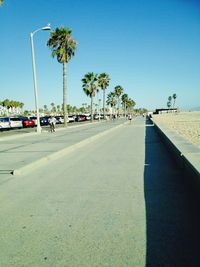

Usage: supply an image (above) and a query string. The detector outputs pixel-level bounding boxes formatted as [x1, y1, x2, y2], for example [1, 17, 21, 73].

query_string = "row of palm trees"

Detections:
[167, 93, 177, 109]
[43, 103, 88, 115]
[47, 26, 136, 126]
[81, 73, 136, 122]
[106, 89, 135, 116]
[82, 72, 110, 122]
[0, 99, 24, 109]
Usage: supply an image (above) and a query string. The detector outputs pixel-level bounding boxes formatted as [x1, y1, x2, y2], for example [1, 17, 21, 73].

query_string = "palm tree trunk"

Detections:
[173, 99, 175, 109]
[118, 97, 120, 117]
[63, 62, 68, 127]
[91, 95, 93, 123]
[103, 89, 105, 119]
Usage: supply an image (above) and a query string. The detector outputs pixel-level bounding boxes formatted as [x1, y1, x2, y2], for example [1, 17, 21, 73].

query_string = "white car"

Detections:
[0, 117, 10, 129]
[68, 115, 75, 123]
[55, 116, 64, 124]
[84, 114, 91, 120]
[9, 117, 23, 129]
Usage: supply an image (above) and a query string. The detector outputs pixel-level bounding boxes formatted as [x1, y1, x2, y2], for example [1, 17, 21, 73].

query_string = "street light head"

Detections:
[42, 23, 51, 31]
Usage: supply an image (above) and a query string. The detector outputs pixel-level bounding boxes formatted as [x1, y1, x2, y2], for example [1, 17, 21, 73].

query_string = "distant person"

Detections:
[48, 116, 56, 133]
[128, 114, 132, 124]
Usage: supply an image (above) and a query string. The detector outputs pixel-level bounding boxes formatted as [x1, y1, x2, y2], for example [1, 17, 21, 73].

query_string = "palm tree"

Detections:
[121, 93, 128, 117]
[82, 72, 98, 122]
[98, 73, 110, 119]
[50, 102, 55, 113]
[172, 93, 177, 108]
[126, 98, 136, 112]
[167, 101, 171, 109]
[47, 26, 77, 127]
[43, 105, 48, 114]
[57, 105, 60, 114]
[167, 96, 172, 110]
[106, 92, 117, 115]
[0, 0, 4, 6]
[114, 85, 124, 117]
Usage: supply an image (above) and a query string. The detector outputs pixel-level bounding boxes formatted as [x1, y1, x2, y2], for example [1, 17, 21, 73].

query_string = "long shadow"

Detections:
[144, 118, 200, 266]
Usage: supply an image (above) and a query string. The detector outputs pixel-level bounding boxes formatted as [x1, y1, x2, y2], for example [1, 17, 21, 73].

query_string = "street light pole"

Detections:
[98, 98, 101, 121]
[30, 24, 51, 133]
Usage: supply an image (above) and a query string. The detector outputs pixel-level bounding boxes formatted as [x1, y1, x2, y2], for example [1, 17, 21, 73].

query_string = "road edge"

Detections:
[12, 121, 128, 176]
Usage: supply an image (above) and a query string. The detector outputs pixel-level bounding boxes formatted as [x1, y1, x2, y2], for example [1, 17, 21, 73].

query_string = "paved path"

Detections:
[0, 117, 200, 266]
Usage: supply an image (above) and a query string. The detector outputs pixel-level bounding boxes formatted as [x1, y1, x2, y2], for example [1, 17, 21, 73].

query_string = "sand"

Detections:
[152, 111, 200, 148]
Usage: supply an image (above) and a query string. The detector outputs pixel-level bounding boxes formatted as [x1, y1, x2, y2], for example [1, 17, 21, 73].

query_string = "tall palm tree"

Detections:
[82, 72, 98, 122]
[167, 96, 172, 110]
[47, 26, 77, 127]
[98, 73, 110, 119]
[126, 98, 136, 113]
[172, 93, 177, 108]
[106, 92, 117, 115]
[57, 105, 60, 114]
[121, 93, 128, 117]
[114, 85, 124, 116]
[50, 102, 55, 113]
[43, 105, 48, 114]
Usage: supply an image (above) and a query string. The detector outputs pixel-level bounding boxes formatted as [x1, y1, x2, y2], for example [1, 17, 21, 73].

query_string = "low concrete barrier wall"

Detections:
[149, 117, 200, 187]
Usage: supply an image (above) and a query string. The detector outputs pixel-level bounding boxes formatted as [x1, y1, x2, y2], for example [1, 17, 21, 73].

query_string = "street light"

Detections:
[30, 23, 51, 133]
[98, 98, 101, 121]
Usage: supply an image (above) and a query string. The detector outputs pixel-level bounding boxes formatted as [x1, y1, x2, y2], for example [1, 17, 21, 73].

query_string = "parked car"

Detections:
[20, 117, 35, 128]
[29, 116, 37, 125]
[55, 116, 64, 124]
[9, 117, 23, 129]
[75, 115, 86, 122]
[94, 114, 101, 120]
[68, 115, 75, 123]
[0, 117, 10, 130]
[84, 114, 91, 121]
[40, 116, 50, 126]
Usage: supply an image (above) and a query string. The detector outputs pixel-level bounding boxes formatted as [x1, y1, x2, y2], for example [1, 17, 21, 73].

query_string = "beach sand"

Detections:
[152, 111, 200, 148]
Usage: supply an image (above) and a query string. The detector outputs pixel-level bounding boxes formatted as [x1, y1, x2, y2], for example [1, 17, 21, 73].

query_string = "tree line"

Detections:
[0, 99, 24, 114]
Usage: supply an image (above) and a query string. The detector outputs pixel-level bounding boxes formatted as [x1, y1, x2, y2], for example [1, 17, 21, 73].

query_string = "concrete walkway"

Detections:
[0, 117, 200, 266]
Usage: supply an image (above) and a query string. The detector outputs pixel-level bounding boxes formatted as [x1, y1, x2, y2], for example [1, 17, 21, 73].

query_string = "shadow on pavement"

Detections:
[144, 117, 200, 267]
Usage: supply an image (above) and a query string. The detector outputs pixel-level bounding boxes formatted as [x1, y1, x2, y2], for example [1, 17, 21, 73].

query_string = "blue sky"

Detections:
[0, 0, 200, 111]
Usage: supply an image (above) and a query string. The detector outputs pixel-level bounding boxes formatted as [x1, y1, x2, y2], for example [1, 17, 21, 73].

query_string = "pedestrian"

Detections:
[128, 114, 132, 124]
[48, 116, 56, 133]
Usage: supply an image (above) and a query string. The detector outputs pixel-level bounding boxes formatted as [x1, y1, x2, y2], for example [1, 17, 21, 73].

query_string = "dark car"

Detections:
[75, 115, 86, 122]
[40, 116, 50, 126]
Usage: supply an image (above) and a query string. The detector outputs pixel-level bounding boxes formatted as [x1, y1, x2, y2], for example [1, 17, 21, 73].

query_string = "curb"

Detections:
[12, 121, 127, 176]
[150, 117, 200, 181]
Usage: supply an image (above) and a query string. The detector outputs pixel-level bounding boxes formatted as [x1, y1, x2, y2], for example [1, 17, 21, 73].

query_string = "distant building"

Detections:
[153, 108, 178, 114]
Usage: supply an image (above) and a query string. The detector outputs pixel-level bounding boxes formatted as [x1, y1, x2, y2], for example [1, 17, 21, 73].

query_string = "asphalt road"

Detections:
[0, 117, 200, 266]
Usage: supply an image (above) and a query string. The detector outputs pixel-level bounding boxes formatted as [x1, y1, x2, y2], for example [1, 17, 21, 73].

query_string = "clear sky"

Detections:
[0, 0, 200, 111]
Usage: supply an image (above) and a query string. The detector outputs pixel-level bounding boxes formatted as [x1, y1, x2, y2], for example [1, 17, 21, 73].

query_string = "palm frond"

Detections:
[47, 26, 77, 64]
